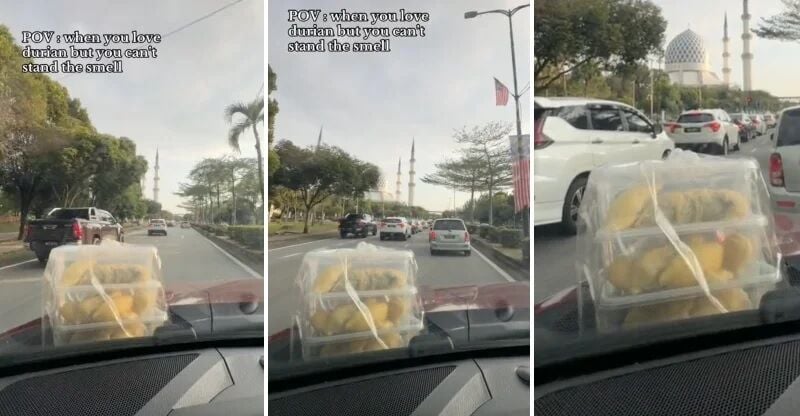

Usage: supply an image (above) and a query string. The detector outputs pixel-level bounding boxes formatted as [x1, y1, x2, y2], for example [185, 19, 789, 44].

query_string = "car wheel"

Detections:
[37, 255, 47, 265]
[372, 228, 377, 236]
[92, 236, 101, 245]
[401, 234, 407, 241]
[118, 233, 124, 243]
[662, 149, 671, 159]
[379, 233, 384, 241]
[430, 249, 436, 256]
[340, 231, 347, 239]
[465, 250, 471, 257]
[561, 175, 587, 235]
[720, 137, 729, 155]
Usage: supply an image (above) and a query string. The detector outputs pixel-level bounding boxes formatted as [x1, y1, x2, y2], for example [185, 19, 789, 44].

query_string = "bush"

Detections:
[478, 224, 491, 238]
[499, 228, 523, 248]
[228, 225, 264, 250]
[487, 226, 501, 243]
[466, 223, 479, 234]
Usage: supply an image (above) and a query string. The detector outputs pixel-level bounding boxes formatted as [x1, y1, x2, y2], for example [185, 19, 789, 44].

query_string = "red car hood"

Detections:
[268, 281, 530, 342]
[0, 278, 263, 340]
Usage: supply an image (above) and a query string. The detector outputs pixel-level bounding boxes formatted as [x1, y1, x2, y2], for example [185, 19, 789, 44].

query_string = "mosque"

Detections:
[664, 0, 753, 91]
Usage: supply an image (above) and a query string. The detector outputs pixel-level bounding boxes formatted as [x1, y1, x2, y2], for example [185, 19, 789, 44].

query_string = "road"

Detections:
[0, 226, 261, 334]
[533, 132, 774, 304]
[268, 229, 520, 336]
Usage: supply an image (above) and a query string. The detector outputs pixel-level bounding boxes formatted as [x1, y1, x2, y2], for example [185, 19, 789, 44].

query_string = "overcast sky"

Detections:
[1, 0, 264, 213]
[657, 0, 798, 96]
[268, 0, 530, 213]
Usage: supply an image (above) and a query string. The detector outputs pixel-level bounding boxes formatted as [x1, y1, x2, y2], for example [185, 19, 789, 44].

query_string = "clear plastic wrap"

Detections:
[43, 242, 168, 346]
[296, 242, 423, 359]
[577, 150, 782, 331]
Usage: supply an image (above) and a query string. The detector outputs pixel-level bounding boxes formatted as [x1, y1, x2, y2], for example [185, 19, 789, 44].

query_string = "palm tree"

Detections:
[225, 98, 265, 205]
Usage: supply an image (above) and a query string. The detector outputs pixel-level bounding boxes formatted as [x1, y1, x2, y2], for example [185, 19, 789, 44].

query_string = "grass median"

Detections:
[268, 221, 338, 236]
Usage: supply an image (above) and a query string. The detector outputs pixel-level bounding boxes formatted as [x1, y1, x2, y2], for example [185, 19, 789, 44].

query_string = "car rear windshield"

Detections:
[778, 109, 800, 146]
[677, 113, 714, 123]
[433, 220, 466, 230]
[384, 218, 402, 223]
[46, 209, 89, 220]
[345, 214, 363, 221]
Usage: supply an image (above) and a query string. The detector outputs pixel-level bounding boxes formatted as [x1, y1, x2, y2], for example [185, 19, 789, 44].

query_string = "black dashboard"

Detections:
[269, 355, 529, 416]
[0, 347, 263, 416]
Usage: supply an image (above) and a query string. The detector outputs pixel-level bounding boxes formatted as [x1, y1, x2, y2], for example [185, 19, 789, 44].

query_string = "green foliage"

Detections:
[754, 0, 800, 41]
[534, 0, 667, 89]
[466, 223, 479, 234]
[228, 225, 264, 250]
[479, 224, 491, 238]
[225, 97, 265, 205]
[499, 228, 523, 248]
[487, 225, 501, 243]
[178, 156, 260, 225]
[271, 140, 379, 233]
[522, 237, 530, 261]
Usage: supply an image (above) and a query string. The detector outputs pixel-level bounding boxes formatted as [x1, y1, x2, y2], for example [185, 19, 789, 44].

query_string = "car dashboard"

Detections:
[0, 347, 263, 416]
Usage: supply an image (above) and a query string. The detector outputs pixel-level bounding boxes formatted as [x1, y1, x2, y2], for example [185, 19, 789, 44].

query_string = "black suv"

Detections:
[338, 213, 377, 238]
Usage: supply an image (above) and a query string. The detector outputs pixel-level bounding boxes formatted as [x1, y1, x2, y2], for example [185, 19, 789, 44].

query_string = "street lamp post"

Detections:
[465, 4, 530, 237]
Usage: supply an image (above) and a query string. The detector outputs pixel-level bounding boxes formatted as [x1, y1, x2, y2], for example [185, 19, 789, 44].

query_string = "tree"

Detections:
[454, 122, 513, 225]
[534, 0, 667, 89]
[143, 199, 162, 216]
[225, 98, 265, 205]
[422, 153, 484, 222]
[754, 0, 800, 41]
[272, 140, 379, 233]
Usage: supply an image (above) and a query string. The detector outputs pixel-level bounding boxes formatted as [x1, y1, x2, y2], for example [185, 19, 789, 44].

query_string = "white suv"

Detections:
[533, 97, 674, 234]
[666, 109, 740, 155]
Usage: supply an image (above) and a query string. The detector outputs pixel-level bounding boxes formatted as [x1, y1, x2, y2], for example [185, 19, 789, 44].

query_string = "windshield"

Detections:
[433, 220, 465, 231]
[677, 113, 714, 123]
[268, 0, 530, 379]
[0, 1, 264, 367]
[534, 0, 800, 382]
[46, 209, 89, 220]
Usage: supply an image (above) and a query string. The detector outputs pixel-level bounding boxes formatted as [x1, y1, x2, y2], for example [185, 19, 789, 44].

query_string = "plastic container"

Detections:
[296, 242, 424, 359]
[577, 151, 782, 332]
[43, 242, 168, 346]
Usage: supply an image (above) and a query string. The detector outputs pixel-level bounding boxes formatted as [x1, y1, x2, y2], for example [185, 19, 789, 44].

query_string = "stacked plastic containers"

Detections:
[577, 151, 782, 332]
[43, 242, 168, 346]
[297, 242, 424, 359]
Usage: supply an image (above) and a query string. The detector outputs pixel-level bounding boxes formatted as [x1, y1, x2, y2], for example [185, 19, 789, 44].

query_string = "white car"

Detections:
[147, 219, 167, 236]
[666, 109, 740, 155]
[533, 97, 675, 234]
[378, 217, 412, 241]
[764, 106, 800, 218]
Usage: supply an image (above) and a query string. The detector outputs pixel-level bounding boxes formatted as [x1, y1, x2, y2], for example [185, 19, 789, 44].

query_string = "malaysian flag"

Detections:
[509, 134, 530, 213]
[495, 77, 509, 106]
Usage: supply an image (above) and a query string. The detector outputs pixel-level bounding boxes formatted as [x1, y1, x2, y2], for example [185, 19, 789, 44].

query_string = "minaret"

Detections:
[722, 13, 731, 86]
[153, 148, 160, 203]
[408, 139, 415, 207]
[395, 157, 402, 202]
[741, 0, 753, 91]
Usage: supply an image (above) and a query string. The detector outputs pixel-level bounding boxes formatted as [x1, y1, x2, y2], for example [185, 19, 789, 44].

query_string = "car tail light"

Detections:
[533, 117, 553, 150]
[465, 232, 470, 242]
[429, 231, 436, 241]
[72, 221, 83, 240]
[380, 222, 386, 227]
[770, 153, 785, 187]
[667, 123, 680, 134]
[399, 223, 404, 228]
[704, 121, 721, 132]
[753, 119, 760, 125]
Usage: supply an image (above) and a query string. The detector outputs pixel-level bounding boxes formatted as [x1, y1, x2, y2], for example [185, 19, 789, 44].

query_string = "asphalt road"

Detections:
[0, 226, 261, 334]
[533, 132, 774, 304]
[267, 229, 521, 336]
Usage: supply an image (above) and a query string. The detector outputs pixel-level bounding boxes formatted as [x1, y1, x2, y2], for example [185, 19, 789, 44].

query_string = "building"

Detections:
[664, 0, 753, 90]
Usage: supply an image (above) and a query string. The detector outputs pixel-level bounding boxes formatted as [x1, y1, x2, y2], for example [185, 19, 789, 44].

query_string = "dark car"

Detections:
[730, 112, 756, 142]
[338, 213, 377, 238]
[24, 207, 124, 264]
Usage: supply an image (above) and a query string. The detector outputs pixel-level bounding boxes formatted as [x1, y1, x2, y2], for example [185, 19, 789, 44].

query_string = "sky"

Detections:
[0, 0, 264, 213]
[268, 0, 531, 213]
[656, 0, 798, 96]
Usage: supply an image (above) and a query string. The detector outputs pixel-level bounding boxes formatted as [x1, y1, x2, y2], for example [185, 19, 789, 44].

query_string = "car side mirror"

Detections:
[652, 123, 663, 138]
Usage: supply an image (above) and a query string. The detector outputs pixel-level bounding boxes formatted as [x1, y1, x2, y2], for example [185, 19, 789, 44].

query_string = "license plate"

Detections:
[45, 241, 58, 246]
[444, 235, 456, 239]
[388, 225, 395, 228]
[684, 127, 700, 133]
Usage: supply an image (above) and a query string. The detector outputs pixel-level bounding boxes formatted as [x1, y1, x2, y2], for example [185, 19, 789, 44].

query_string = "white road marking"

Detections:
[268, 238, 335, 251]
[0, 277, 39, 283]
[280, 252, 303, 259]
[0, 259, 37, 271]
[199, 235, 263, 279]
[472, 247, 516, 282]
